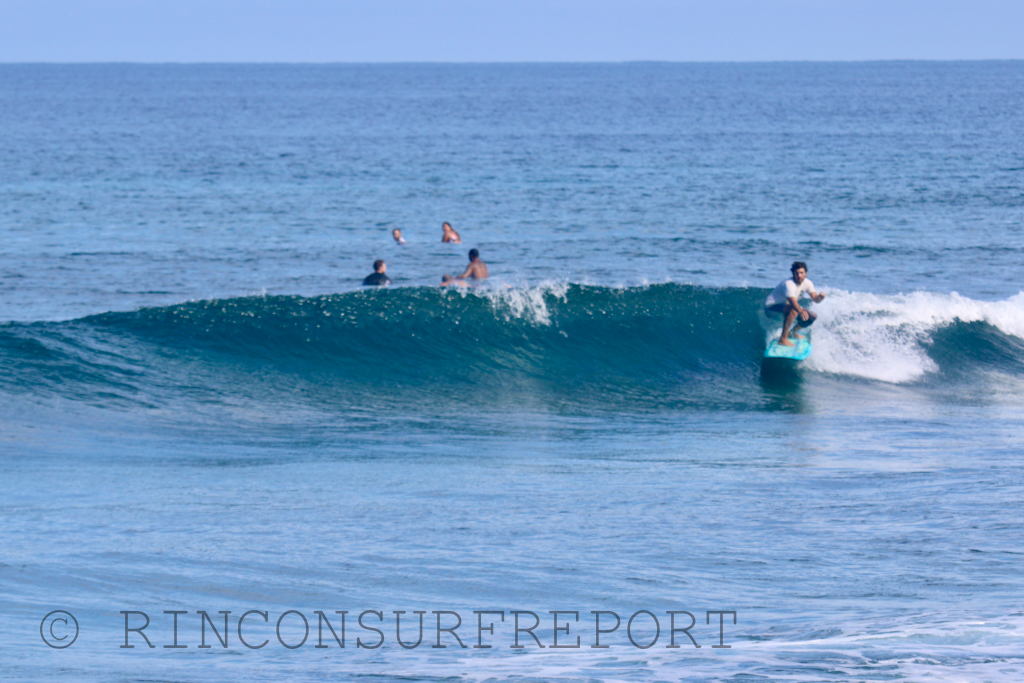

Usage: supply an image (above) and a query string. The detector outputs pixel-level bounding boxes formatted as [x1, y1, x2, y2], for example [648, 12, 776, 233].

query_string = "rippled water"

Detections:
[2, 62, 1024, 682]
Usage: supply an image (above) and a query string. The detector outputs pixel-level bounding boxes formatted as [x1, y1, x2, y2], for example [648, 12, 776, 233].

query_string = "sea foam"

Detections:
[801, 290, 1024, 383]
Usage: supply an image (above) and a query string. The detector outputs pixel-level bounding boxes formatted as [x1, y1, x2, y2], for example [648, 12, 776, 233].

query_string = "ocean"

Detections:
[2, 62, 1024, 681]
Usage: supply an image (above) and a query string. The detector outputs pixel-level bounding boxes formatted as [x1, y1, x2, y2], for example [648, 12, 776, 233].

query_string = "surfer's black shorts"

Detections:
[764, 303, 815, 327]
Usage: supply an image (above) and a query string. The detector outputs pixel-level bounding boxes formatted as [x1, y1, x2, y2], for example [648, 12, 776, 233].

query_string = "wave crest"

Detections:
[3, 284, 1024, 411]
[803, 290, 1024, 383]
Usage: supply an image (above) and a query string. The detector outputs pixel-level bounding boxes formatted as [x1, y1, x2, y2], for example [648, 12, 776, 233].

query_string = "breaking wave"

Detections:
[2, 284, 1024, 412]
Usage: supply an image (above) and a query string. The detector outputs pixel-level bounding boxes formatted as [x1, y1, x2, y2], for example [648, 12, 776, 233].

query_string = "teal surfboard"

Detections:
[764, 337, 811, 361]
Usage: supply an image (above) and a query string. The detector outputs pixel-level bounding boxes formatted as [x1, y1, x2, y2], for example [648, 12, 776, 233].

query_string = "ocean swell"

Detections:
[2, 284, 1024, 412]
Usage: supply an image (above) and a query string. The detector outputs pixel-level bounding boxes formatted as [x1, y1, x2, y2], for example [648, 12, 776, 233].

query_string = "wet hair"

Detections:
[441, 274, 453, 283]
[790, 261, 807, 274]
[442, 222, 452, 229]
[469, 249, 479, 260]
[373, 259, 385, 271]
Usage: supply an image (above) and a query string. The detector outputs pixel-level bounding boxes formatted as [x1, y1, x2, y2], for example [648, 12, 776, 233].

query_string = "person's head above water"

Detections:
[455, 248, 487, 279]
[790, 261, 807, 284]
[441, 222, 461, 243]
[373, 259, 386, 273]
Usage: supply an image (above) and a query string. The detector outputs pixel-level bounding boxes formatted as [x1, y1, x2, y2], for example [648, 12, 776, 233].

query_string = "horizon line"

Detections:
[3, 58, 1023, 66]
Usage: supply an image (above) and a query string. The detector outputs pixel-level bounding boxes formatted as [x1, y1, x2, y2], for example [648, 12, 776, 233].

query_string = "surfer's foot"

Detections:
[778, 338, 795, 347]
[790, 332, 805, 340]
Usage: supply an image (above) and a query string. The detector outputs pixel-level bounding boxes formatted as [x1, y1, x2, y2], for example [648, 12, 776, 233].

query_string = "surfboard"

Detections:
[764, 337, 811, 361]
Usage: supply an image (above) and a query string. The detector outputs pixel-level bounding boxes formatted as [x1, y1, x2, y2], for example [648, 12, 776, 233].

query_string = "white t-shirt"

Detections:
[765, 277, 816, 307]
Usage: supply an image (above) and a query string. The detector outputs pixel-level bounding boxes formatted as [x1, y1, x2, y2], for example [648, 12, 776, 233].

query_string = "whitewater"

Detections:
[5, 284, 1024, 409]
[2, 62, 1024, 683]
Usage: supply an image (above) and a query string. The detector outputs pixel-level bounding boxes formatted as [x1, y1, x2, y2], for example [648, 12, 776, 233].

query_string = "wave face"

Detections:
[3, 284, 1024, 413]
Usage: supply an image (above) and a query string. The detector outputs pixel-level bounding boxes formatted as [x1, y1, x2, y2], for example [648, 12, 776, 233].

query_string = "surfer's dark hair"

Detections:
[469, 249, 480, 260]
[791, 261, 807, 274]
[373, 259, 385, 271]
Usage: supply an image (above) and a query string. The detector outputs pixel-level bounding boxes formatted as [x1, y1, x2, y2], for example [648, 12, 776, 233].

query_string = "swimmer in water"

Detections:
[455, 248, 488, 280]
[362, 259, 391, 286]
[440, 274, 468, 288]
[392, 228, 406, 245]
[441, 222, 461, 243]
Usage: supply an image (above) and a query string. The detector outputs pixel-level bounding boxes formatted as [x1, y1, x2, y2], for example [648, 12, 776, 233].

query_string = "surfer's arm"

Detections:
[787, 296, 811, 320]
[810, 291, 826, 303]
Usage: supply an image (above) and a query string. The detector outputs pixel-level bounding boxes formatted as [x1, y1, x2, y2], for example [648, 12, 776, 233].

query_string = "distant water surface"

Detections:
[1, 62, 1024, 682]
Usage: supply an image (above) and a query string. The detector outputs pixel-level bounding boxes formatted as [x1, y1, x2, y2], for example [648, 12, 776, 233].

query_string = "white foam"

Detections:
[477, 281, 570, 326]
[773, 291, 1024, 383]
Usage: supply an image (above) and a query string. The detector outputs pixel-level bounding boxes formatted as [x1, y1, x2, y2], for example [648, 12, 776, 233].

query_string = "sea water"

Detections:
[2, 62, 1024, 681]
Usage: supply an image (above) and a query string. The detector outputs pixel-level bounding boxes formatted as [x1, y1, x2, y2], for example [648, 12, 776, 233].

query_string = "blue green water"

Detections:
[2, 63, 1024, 681]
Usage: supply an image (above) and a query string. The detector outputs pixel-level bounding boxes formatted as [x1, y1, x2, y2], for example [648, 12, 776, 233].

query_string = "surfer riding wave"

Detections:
[765, 261, 826, 347]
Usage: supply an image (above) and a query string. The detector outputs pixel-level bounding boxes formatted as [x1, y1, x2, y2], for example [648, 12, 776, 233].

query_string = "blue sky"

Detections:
[1, 0, 1023, 62]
